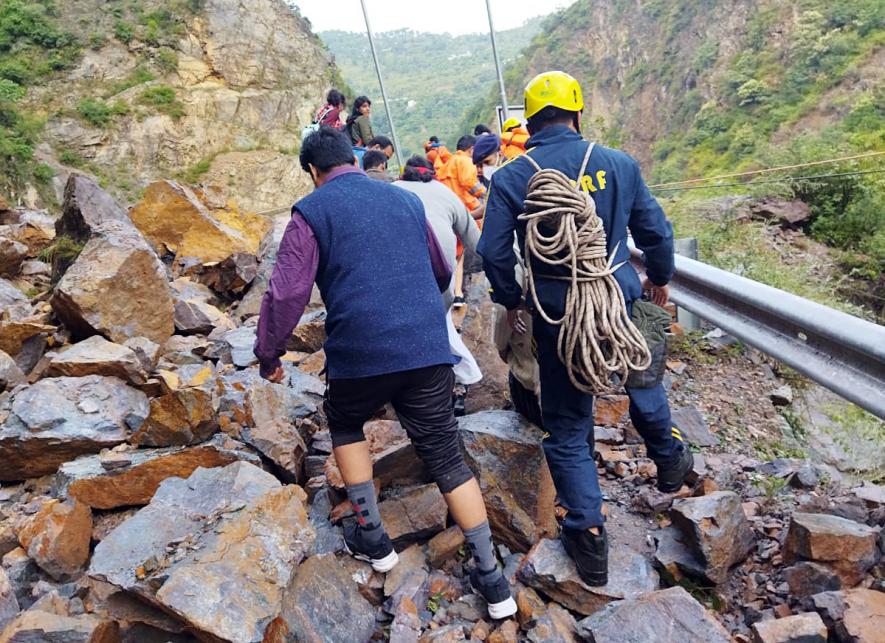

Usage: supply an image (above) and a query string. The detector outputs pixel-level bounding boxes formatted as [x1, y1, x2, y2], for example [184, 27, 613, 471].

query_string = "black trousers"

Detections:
[324, 364, 474, 494]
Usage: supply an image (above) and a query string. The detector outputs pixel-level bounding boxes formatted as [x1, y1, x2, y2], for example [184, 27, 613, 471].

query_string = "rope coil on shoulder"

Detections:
[519, 142, 651, 394]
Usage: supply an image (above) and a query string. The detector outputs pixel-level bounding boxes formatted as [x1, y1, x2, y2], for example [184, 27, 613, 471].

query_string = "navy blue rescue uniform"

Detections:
[478, 125, 684, 530]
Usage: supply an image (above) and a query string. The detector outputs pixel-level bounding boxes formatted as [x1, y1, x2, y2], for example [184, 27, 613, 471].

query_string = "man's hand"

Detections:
[264, 366, 285, 383]
[641, 278, 670, 307]
[508, 306, 527, 335]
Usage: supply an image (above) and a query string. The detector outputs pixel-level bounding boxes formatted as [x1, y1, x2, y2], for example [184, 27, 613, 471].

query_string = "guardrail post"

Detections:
[674, 238, 700, 331]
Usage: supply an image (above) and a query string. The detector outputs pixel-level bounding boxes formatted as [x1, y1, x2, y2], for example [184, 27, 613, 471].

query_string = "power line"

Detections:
[653, 167, 885, 193]
[650, 150, 885, 188]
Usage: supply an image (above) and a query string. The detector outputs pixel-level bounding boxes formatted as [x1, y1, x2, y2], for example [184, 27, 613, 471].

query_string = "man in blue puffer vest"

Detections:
[478, 71, 694, 586]
[254, 127, 516, 620]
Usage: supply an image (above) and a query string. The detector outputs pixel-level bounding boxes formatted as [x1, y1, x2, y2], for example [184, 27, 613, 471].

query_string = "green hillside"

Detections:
[319, 17, 543, 157]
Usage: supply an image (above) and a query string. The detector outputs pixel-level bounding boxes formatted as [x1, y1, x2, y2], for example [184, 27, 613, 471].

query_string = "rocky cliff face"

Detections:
[24, 0, 334, 211]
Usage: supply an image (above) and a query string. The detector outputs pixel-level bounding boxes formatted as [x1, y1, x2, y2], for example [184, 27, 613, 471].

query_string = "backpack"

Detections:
[301, 104, 336, 140]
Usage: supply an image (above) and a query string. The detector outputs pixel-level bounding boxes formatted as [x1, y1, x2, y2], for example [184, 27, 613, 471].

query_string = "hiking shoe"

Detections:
[561, 525, 608, 586]
[656, 441, 695, 493]
[343, 521, 399, 573]
[453, 296, 466, 309]
[469, 567, 517, 619]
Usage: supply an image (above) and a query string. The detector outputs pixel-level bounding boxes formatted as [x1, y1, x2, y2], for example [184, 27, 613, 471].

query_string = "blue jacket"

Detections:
[296, 172, 452, 379]
[477, 125, 674, 310]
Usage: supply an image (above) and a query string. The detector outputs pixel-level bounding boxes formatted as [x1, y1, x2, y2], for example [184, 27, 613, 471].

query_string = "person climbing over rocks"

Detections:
[478, 71, 695, 587]
[395, 155, 483, 416]
[253, 126, 516, 620]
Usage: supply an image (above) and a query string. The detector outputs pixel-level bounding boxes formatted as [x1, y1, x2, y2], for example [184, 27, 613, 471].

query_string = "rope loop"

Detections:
[518, 146, 651, 394]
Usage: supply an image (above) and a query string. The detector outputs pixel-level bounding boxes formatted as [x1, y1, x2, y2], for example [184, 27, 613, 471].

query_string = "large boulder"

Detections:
[460, 275, 510, 413]
[55, 174, 130, 242]
[52, 436, 259, 509]
[0, 209, 55, 256]
[89, 462, 315, 643]
[669, 491, 755, 584]
[241, 382, 307, 482]
[0, 237, 26, 277]
[129, 387, 218, 447]
[130, 180, 272, 265]
[16, 499, 92, 581]
[276, 554, 376, 643]
[46, 335, 149, 385]
[459, 411, 557, 552]
[50, 222, 174, 345]
[0, 349, 25, 392]
[752, 612, 827, 643]
[784, 512, 880, 586]
[517, 538, 658, 616]
[324, 420, 425, 490]
[0, 610, 118, 643]
[576, 586, 730, 642]
[0, 376, 149, 481]
[379, 484, 448, 544]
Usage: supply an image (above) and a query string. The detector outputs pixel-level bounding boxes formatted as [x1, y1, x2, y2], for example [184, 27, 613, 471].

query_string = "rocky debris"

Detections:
[0, 376, 149, 481]
[784, 512, 880, 586]
[769, 385, 794, 406]
[576, 587, 731, 643]
[594, 395, 629, 426]
[488, 619, 519, 642]
[189, 252, 260, 295]
[654, 525, 709, 582]
[0, 609, 119, 643]
[129, 387, 217, 447]
[55, 174, 130, 243]
[52, 437, 258, 509]
[0, 350, 25, 392]
[525, 604, 577, 642]
[325, 420, 425, 490]
[89, 462, 315, 643]
[460, 276, 511, 413]
[287, 313, 326, 353]
[123, 337, 160, 373]
[50, 221, 174, 345]
[379, 484, 448, 544]
[459, 411, 557, 552]
[45, 335, 149, 385]
[428, 527, 465, 568]
[669, 491, 755, 584]
[0, 238, 27, 277]
[0, 568, 18, 630]
[851, 483, 885, 508]
[173, 298, 235, 335]
[0, 210, 54, 258]
[752, 612, 827, 643]
[838, 588, 885, 642]
[0, 319, 55, 362]
[783, 562, 841, 597]
[220, 326, 259, 368]
[671, 405, 719, 446]
[130, 181, 272, 267]
[242, 382, 308, 482]
[750, 198, 812, 226]
[517, 538, 658, 616]
[277, 553, 375, 643]
[0, 279, 29, 319]
[16, 499, 92, 580]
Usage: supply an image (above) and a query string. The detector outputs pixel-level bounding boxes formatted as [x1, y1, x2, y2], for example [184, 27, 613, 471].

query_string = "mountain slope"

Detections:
[320, 17, 544, 157]
[1, 0, 338, 210]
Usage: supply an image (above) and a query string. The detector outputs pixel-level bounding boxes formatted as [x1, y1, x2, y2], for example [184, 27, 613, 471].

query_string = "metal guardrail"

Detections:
[631, 248, 885, 419]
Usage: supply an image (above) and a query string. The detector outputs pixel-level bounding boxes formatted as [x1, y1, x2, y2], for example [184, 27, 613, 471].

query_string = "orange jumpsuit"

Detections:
[501, 127, 530, 159]
[437, 150, 486, 212]
[426, 144, 453, 174]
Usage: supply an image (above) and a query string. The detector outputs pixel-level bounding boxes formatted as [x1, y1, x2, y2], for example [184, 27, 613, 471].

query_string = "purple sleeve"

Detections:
[254, 211, 319, 378]
[426, 220, 452, 292]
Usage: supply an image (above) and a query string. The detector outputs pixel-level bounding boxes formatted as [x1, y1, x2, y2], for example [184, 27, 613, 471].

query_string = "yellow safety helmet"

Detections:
[501, 117, 521, 132]
[524, 71, 583, 119]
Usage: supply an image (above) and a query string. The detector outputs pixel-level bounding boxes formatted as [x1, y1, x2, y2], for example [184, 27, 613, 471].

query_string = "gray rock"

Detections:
[576, 587, 731, 643]
[278, 553, 375, 643]
[671, 406, 719, 447]
[791, 464, 819, 489]
[55, 173, 130, 242]
[0, 376, 149, 481]
[88, 462, 315, 643]
[851, 483, 885, 508]
[525, 604, 577, 642]
[784, 512, 881, 586]
[459, 411, 557, 552]
[308, 488, 344, 555]
[0, 567, 19, 631]
[222, 326, 259, 368]
[654, 525, 709, 583]
[670, 491, 755, 584]
[0, 610, 119, 642]
[0, 236, 27, 276]
[752, 612, 827, 643]
[173, 299, 234, 335]
[770, 385, 794, 406]
[783, 562, 841, 598]
[46, 335, 149, 385]
[517, 538, 658, 616]
[0, 348, 26, 392]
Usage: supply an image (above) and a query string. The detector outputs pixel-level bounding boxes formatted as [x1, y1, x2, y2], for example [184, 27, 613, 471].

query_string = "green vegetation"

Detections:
[138, 85, 184, 119]
[38, 234, 85, 281]
[319, 17, 545, 157]
[0, 0, 79, 195]
[178, 155, 213, 184]
[105, 66, 156, 98]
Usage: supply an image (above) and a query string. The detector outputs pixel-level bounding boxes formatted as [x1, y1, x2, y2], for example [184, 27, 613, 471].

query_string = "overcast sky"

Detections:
[290, 0, 575, 35]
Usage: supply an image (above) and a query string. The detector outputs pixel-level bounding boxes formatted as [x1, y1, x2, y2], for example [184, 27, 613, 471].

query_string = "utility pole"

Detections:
[485, 0, 509, 126]
[360, 0, 404, 170]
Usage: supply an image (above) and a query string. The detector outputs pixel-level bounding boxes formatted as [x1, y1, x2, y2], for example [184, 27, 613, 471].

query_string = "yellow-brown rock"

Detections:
[0, 320, 55, 358]
[130, 387, 218, 447]
[130, 181, 272, 264]
[16, 499, 92, 580]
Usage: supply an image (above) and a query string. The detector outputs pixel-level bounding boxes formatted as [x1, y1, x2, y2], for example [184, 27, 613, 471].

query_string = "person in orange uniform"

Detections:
[438, 135, 486, 308]
[425, 136, 453, 173]
[500, 117, 530, 159]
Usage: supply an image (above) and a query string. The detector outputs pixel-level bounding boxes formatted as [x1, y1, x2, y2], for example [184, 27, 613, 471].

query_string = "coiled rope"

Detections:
[519, 142, 651, 394]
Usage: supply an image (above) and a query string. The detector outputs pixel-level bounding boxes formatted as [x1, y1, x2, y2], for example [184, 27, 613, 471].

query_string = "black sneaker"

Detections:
[656, 442, 695, 493]
[469, 567, 517, 619]
[561, 525, 608, 586]
[453, 296, 466, 309]
[342, 521, 399, 573]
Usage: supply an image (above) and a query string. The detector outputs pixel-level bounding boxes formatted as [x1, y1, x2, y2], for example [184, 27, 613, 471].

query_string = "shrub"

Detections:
[139, 85, 185, 119]
[114, 20, 133, 44]
[77, 97, 112, 127]
[58, 148, 84, 167]
[0, 78, 24, 101]
[157, 48, 178, 73]
[33, 162, 54, 182]
[88, 33, 106, 50]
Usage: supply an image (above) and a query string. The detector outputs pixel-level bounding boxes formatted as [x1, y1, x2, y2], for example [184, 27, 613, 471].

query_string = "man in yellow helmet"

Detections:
[477, 71, 693, 586]
[500, 117, 530, 159]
